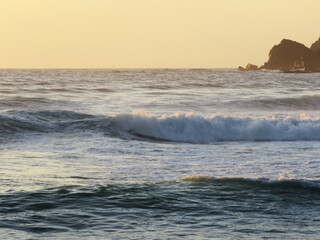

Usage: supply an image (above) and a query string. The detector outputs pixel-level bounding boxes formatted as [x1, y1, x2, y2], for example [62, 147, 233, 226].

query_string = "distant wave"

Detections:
[181, 175, 320, 190]
[0, 97, 76, 110]
[0, 97, 53, 108]
[234, 94, 320, 110]
[2, 110, 320, 143]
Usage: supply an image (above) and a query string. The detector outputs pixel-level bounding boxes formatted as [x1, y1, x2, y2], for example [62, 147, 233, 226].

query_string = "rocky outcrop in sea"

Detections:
[238, 37, 320, 73]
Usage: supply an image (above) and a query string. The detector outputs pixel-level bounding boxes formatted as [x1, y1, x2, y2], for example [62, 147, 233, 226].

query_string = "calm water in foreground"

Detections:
[1, 69, 320, 239]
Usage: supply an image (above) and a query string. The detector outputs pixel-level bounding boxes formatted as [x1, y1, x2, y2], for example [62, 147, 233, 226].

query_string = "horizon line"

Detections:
[0, 67, 236, 70]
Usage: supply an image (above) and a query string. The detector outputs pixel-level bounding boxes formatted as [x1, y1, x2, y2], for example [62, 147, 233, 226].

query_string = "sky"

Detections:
[1, 0, 320, 68]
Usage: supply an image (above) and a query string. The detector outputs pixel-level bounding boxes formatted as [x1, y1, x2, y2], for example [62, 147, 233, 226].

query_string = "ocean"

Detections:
[1, 69, 320, 239]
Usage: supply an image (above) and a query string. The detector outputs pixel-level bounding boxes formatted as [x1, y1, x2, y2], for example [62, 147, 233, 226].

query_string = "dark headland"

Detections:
[238, 36, 320, 73]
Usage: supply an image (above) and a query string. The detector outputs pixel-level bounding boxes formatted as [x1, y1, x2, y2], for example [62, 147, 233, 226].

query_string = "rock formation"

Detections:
[238, 64, 258, 71]
[310, 37, 320, 52]
[246, 63, 258, 71]
[237, 66, 246, 71]
[238, 36, 320, 73]
[260, 39, 311, 71]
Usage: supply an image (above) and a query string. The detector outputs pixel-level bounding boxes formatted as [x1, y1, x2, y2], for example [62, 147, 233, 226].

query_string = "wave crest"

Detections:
[111, 111, 320, 143]
[2, 110, 320, 143]
[181, 175, 320, 190]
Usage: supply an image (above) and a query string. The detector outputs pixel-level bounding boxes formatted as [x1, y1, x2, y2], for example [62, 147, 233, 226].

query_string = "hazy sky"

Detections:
[1, 0, 320, 68]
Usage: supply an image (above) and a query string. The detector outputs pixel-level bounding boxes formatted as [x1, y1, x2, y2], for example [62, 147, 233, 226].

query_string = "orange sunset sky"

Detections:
[1, 0, 320, 68]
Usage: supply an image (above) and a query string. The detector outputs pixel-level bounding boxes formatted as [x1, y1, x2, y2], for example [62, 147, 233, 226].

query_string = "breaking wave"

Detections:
[2, 110, 320, 143]
[111, 111, 320, 142]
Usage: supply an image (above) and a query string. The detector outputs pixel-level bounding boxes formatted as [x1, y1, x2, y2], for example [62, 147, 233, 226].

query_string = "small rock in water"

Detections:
[237, 66, 246, 71]
[245, 63, 259, 71]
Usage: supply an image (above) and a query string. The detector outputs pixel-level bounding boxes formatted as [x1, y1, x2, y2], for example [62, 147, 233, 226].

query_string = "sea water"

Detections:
[0, 69, 320, 239]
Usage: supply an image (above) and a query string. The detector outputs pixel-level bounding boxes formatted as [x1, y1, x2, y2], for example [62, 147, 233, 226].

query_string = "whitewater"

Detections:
[1, 69, 320, 239]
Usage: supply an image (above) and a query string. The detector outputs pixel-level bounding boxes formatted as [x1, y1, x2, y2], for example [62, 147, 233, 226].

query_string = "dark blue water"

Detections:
[1, 180, 320, 239]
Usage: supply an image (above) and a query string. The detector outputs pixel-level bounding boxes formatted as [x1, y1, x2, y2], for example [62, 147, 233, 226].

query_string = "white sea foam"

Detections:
[111, 111, 320, 143]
